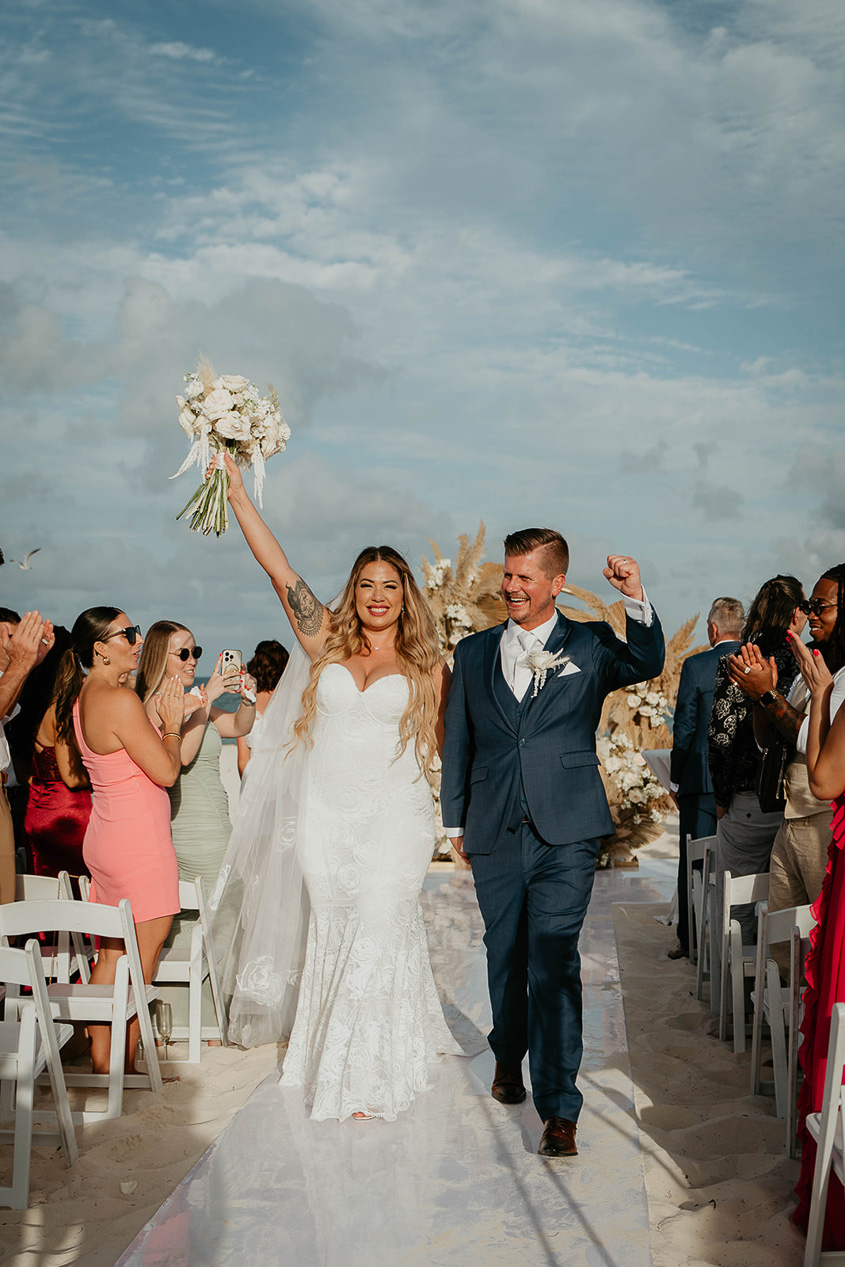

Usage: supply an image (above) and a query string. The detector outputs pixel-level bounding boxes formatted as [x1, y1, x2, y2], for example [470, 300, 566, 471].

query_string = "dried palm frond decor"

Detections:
[422, 522, 506, 655]
[422, 529, 703, 866]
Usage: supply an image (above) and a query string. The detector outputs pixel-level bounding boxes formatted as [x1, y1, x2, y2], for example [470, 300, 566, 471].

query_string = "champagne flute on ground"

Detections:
[156, 1001, 173, 1062]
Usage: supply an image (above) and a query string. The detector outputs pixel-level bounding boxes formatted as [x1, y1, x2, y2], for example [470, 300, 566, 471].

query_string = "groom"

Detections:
[441, 529, 664, 1157]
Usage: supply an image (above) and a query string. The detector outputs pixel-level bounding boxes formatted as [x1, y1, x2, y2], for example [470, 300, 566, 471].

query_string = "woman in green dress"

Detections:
[137, 623, 257, 1041]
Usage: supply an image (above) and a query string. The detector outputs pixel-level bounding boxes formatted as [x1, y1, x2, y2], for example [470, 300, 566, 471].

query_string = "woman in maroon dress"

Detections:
[789, 564, 845, 1247]
[8, 628, 92, 878]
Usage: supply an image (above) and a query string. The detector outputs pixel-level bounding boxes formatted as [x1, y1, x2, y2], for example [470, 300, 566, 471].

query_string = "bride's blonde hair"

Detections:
[293, 546, 441, 780]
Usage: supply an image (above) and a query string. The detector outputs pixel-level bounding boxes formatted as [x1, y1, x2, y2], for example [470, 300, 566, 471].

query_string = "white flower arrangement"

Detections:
[526, 648, 570, 697]
[171, 357, 291, 537]
[625, 681, 670, 728]
[597, 732, 665, 826]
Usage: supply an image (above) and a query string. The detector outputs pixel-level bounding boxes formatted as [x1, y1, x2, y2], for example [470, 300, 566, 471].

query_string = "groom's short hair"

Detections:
[503, 529, 569, 579]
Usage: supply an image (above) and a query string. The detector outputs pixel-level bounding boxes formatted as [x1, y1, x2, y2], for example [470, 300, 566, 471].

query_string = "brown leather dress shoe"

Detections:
[538, 1117, 578, 1157]
[491, 1061, 526, 1104]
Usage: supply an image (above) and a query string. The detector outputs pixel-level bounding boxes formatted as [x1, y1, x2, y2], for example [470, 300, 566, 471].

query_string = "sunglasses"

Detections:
[799, 599, 839, 617]
[103, 625, 142, 646]
[171, 646, 202, 662]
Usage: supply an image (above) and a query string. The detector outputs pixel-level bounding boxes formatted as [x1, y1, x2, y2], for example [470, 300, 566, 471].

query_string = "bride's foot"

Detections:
[352, 1111, 376, 1120]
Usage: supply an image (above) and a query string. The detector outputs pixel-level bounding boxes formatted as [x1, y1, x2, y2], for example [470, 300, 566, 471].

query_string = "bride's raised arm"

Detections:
[222, 453, 329, 658]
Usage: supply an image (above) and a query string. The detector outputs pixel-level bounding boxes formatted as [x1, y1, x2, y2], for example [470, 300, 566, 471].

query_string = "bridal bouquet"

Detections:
[171, 357, 290, 536]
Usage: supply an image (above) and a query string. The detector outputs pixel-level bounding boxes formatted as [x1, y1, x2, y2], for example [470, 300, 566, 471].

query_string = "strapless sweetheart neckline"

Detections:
[327, 663, 405, 695]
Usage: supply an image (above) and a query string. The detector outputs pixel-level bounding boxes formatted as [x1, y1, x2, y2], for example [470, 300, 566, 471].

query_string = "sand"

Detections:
[617, 835, 807, 1267]
[0, 1043, 279, 1267]
[0, 827, 812, 1266]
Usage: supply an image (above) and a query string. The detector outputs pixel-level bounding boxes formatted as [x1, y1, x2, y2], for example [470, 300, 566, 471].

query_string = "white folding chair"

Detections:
[788, 923, 814, 1160]
[0, 940, 78, 1209]
[152, 877, 228, 1063]
[718, 870, 770, 1053]
[13, 873, 91, 984]
[750, 902, 814, 1116]
[0, 899, 162, 1123]
[686, 833, 717, 969]
[692, 838, 718, 1000]
[803, 1003, 845, 1266]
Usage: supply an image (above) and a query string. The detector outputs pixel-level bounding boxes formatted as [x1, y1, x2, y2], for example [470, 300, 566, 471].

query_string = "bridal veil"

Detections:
[210, 642, 312, 1047]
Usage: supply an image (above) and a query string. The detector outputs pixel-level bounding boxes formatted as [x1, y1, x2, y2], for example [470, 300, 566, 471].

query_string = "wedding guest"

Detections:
[668, 596, 744, 959]
[707, 576, 805, 1003]
[57, 607, 183, 1073]
[7, 627, 92, 880]
[237, 639, 289, 776]
[787, 630, 845, 1248]
[0, 608, 55, 901]
[728, 564, 845, 951]
[136, 623, 256, 1037]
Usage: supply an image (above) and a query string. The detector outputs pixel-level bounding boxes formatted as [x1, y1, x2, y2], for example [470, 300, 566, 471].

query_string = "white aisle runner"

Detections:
[117, 864, 673, 1267]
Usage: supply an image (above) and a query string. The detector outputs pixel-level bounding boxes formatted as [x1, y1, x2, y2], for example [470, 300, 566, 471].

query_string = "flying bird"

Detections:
[9, 549, 41, 570]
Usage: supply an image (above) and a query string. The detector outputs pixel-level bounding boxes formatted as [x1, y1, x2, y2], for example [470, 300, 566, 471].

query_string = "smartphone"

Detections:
[220, 649, 243, 674]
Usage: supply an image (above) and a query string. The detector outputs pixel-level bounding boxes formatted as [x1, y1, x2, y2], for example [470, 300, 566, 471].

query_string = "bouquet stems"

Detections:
[176, 451, 231, 537]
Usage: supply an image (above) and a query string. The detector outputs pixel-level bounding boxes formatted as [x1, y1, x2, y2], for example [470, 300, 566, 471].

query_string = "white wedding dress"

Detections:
[279, 663, 461, 1121]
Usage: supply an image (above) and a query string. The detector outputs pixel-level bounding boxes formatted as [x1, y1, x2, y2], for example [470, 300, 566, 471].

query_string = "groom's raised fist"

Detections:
[603, 555, 644, 602]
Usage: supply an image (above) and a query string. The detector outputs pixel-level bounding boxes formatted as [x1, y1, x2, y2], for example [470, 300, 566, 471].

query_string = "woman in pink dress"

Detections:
[787, 567, 845, 1248]
[55, 607, 185, 1074]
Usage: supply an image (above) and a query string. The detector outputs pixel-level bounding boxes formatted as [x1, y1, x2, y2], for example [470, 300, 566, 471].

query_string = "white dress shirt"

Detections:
[444, 589, 654, 835]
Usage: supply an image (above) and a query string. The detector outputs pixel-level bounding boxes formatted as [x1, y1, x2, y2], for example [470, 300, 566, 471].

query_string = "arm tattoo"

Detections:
[286, 577, 325, 637]
[762, 693, 803, 744]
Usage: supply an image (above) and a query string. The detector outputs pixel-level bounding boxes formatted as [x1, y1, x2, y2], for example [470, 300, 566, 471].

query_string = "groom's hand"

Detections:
[451, 836, 470, 865]
[603, 555, 644, 602]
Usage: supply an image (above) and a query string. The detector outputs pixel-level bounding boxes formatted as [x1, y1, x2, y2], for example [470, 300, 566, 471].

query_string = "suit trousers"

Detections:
[768, 809, 833, 979]
[470, 821, 600, 1123]
[676, 793, 717, 956]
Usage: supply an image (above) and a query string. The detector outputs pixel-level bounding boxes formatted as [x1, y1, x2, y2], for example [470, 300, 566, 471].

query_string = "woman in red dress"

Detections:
[9, 628, 92, 879]
[789, 563, 845, 1247]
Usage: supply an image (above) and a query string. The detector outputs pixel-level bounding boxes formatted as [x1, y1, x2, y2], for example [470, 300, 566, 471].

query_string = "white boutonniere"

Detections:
[526, 649, 570, 697]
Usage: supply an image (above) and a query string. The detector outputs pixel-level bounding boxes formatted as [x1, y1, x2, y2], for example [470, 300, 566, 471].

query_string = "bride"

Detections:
[215, 454, 462, 1121]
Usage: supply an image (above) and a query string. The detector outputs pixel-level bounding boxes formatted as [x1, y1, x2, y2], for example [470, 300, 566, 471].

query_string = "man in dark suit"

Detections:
[668, 597, 744, 959]
[440, 529, 664, 1158]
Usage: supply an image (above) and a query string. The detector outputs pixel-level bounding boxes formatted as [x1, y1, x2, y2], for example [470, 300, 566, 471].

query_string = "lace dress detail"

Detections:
[280, 663, 461, 1121]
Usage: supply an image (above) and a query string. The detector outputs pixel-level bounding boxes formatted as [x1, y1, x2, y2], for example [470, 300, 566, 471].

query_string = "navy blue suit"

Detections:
[670, 640, 740, 955]
[441, 608, 665, 1122]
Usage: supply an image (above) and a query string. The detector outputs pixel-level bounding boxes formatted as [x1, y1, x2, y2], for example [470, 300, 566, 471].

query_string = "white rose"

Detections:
[214, 411, 252, 441]
[217, 374, 250, 392]
[185, 377, 204, 400]
[201, 388, 234, 421]
[626, 695, 641, 709]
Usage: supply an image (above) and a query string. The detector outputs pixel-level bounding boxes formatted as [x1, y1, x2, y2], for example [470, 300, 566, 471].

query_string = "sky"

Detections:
[2, 0, 844, 659]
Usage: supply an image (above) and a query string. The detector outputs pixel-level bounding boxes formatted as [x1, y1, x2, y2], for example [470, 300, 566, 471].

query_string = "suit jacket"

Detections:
[441, 609, 665, 854]
[670, 641, 740, 797]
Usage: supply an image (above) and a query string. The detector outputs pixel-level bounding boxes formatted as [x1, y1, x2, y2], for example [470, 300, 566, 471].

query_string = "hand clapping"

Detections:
[788, 631, 834, 698]
[602, 555, 644, 601]
[154, 675, 185, 733]
[727, 644, 777, 700]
